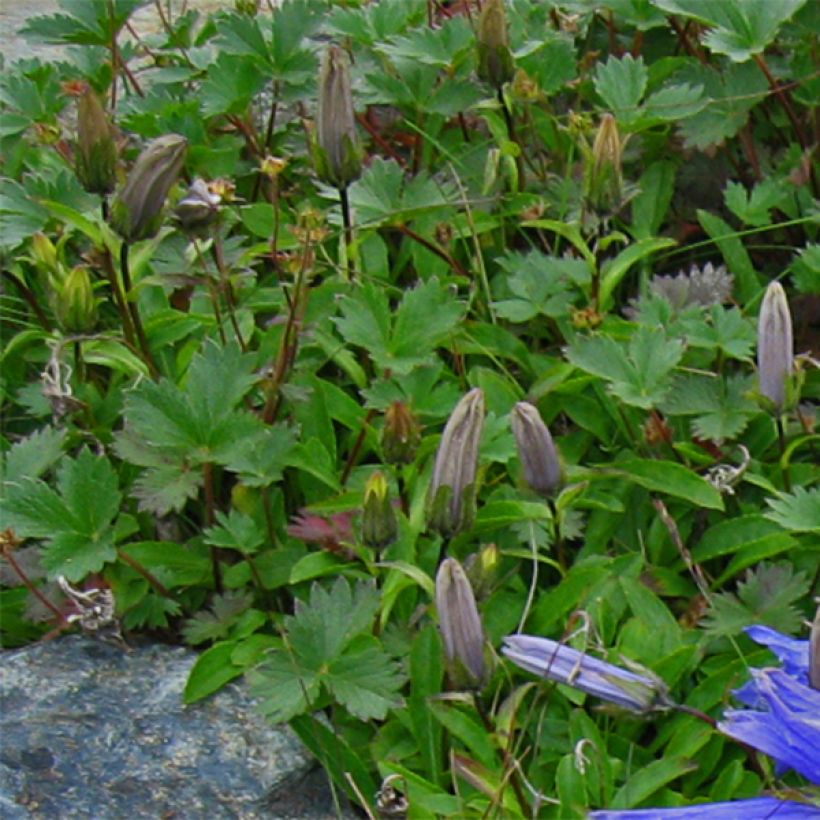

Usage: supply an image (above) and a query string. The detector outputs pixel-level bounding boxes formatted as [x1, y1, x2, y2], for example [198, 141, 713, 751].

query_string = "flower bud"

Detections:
[476, 0, 514, 88]
[381, 401, 421, 465]
[361, 471, 398, 549]
[55, 266, 97, 332]
[511, 401, 562, 496]
[757, 281, 793, 412]
[583, 113, 623, 215]
[30, 232, 60, 276]
[464, 543, 500, 601]
[110, 134, 188, 242]
[315, 46, 361, 190]
[75, 86, 117, 195]
[810, 603, 820, 691]
[426, 388, 485, 537]
[175, 178, 222, 233]
[436, 557, 487, 689]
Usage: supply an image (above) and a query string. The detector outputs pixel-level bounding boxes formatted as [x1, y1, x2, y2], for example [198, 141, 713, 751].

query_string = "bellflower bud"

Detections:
[175, 178, 222, 233]
[426, 388, 485, 537]
[381, 401, 421, 465]
[476, 0, 514, 88]
[111, 134, 188, 242]
[464, 543, 500, 601]
[361, 471, 398, 549]
[757, 281, 793, 412]
[75, 87, 117, 195]
[436, 557, 487, 689]
[315, 46, 361, 190]
[503, 634, 672, 713]
[55, 266, 97, 332]
[584, 113, 623, 215]
[511, 401, 562, 497]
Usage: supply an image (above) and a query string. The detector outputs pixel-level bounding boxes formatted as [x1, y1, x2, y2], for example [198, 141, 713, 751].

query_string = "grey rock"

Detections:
[0, 635, 348, 819]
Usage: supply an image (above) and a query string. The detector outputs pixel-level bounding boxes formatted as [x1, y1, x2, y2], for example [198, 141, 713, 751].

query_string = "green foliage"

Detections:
[1, 0, 817, 815]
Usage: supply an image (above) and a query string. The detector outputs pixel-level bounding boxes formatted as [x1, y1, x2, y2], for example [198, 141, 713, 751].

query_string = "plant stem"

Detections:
[116, 549, 173, 599]
[2, 269, 52, 331]
[395, 224, 470, 277]
[497, 86, 526, 192]
[776, 415, 792, 492]
[203, 461, 222, 593]
[119, 242, 159, 378]
[339, 185, 355, 281]
[1, 545, 67, 625]
[340, 408, 377, 486]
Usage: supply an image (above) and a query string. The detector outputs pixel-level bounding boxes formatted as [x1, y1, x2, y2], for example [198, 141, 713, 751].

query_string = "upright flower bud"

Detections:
[464, 543, 500, 601]
[584, 113, 623, 215]
[476, 0, 514, 88]
[110, 134, 188, 242]
[75, 86, 117, 195]
[511, 402, 562, 496]
[55, 266, 97, 332]
[436, 558, 486, 690]
[361, 471, 398, 549]
[381, 401, 421, 465]
[757, 281, 793, 412]
[426, 388, 485, 537]
[810, 603, 820, 691]
[175, 178, 222, 233]
[315, 46, 361, 190]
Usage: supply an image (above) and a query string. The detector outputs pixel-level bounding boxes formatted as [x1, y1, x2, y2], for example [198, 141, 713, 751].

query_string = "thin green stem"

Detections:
[120, 242, 159, 378]
[339, 185, 355, 281]
[776, 415, 792, 492]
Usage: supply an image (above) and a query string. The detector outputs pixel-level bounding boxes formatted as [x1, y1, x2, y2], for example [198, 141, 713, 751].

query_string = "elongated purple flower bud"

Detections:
[426, 388, 485, 536]
[511, 401, 562, 496]
[111, 134, 188, 242]
[757, 281, 793, 411]
[476, 0, 514, 88]
[502, 634, 671, 712]
[436, 557, 486, 689]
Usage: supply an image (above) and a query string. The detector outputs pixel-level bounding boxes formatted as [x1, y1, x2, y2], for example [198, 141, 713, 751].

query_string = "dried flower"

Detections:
[511, 401, 562, 496]
[436, 557, 486, 689]
[111, 134, 188, 242]
[584, 113, 623, 215]
[75, 86, 117, 195]
[426, 388, 485, 537]
[361, 471, 398, 549]
[315, 45, 361, 189]
[476, 0, 514, 88]
[502, 634, 672, 712]
[175, 178, 222, 232]
[381, 401, 421, 465]
[757, 281, 794, 411]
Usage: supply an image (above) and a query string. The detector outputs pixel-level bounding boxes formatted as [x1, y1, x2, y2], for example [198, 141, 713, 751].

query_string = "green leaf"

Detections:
[724, 179, 789, 228]
[182, 591, 253, 646]
[1, 426, 66, 483]
[183, 640, 244, 704]
[599, 237, 677, 308]
[631, 161, 676, 240]
[765, 487, 820, 533]
[566, 326, 684, 409]
[652, 0, 807, 61]
[0, 448, 121, 581]
[594, 54, 648, 126]
[696, 210, 758, 304]
[611, 459, 724, 510]
[611, 756, 698, 809]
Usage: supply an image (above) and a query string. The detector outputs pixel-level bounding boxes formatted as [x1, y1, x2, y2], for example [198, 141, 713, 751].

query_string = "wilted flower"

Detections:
[757, 281, 794, 411]
[75, 86, 117, 195]
[511, 401, 562, 496]
[584, 113, 623, 215]
[426, 388, 485, 537]
[502, 634, 672, 713]
[361, 471, 397, 549]
[476, 0, 514, 88]
[54, 266, 97, 332]
[315, 45, 361, 189]
[436, 557, 486, 689]
[590, 796, 820, 819]
[175, 178, 222, 232]
[381, 401, 421, 465]
[110, 134, 188, 242]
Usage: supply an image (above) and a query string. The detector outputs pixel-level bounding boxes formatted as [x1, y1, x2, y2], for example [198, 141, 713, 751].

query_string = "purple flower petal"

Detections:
[745, 625, 810, 684]
[590, 796, 819, 819]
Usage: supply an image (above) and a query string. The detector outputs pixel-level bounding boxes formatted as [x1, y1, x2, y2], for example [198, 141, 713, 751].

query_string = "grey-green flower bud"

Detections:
[476, 0, 514, 88]
[426, 388, 485, 537]
[583, 113, 623, 215]
[55, 266, 97, 332]
[757, 281, 793, 412]
[111, 134, 188, 242]
[76, 87, 117, 195]
[511, 401, 562, 497]
[315, 46, 361, 190]
[361, 471, 398, 549]
[436, 557, 486, 690]
[175, 178, 222, 233]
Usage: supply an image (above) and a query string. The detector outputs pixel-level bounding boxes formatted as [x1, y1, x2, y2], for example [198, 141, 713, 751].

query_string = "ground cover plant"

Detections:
[1, 0, 818, 816]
